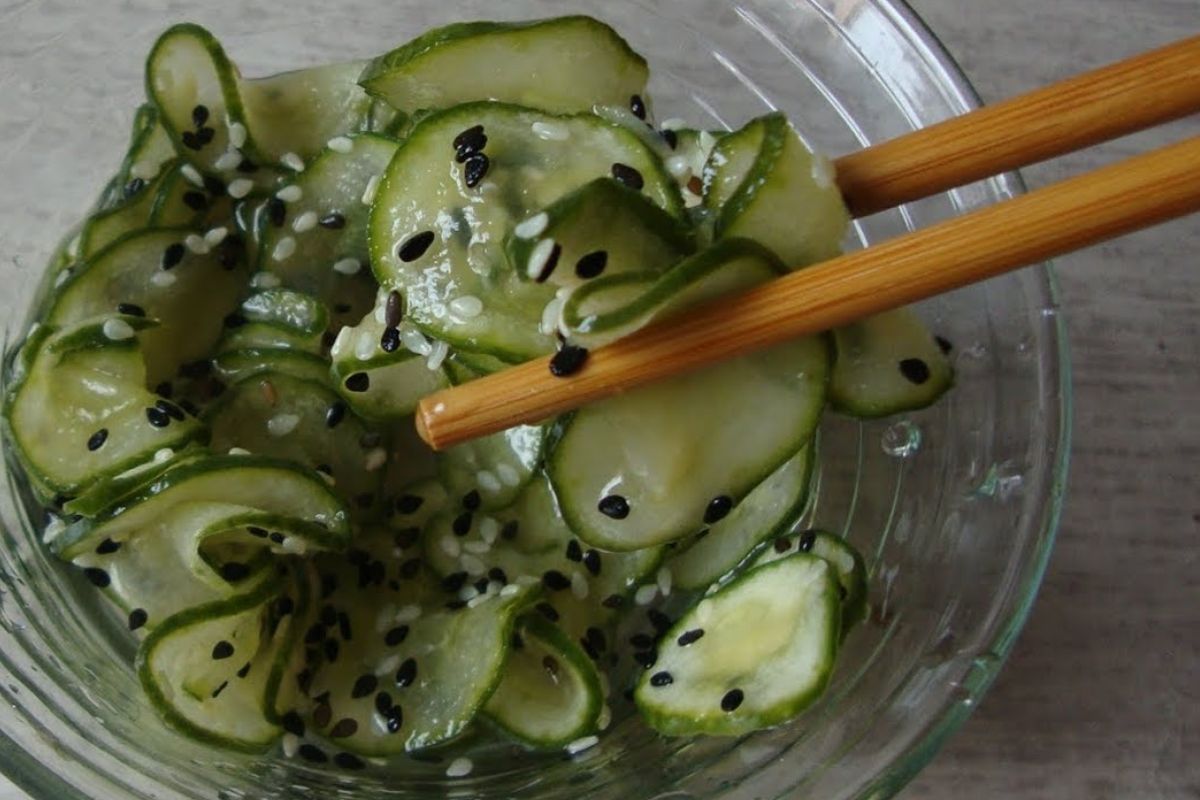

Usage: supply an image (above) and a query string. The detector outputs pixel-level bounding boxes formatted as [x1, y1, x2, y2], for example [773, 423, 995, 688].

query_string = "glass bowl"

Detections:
[0, 1, 1070, 798]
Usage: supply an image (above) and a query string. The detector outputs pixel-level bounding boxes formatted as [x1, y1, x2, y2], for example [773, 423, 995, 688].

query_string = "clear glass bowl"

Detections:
[0, 1, 1070, 798]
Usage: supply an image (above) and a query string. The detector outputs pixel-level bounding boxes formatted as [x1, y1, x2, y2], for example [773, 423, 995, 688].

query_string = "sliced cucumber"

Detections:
[62, 445, 207, 520]
[215, 289, 329, 357]
[668, 444, 814, 592]
[46, 227, 247, 383]
[4, 317, 204, 499]
[484, 616, 601, 748]
[96, 105, 178, 212]
[749, 529, 868, 634]
[360, 17, 648, 115]
[829, 307, 954, 418]
[550, 334, 830, 551]
[369, 101, 683, 360]
[635, 554, 839, 737]
[703, 113, 848, 269]
[80, 159, 200, 259]
[212, 348, 331, 387]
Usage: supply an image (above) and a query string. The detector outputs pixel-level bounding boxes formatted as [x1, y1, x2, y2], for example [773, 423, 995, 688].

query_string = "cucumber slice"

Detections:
[204, 371, 381, 512]
[749, 529, 868, 634]
[95, 106, 177, 212]
[3, 317, 204, 499]
[53, 455, 350, 559]
[634, 554, 840, 737]
[137, 575, 290, 751]
[257, 133, 399, 319]
[561, 237, 784, 348]
[369, 101, 684, 360]
[505, 178, 692, 290]
[212, 348, 331, 387]
[80, 159, 199, 259]
[62, 445, 207, 520]
[214, 289, 329, 357]
[359, 17, 648, 115]
[829, 308, 954, 418]
[704, 113, 848, 268]
[668, 444, 814, 592]
[46, 227, 247, 383]
[484, 616, 601, 748]
[550, 334, 830, 551]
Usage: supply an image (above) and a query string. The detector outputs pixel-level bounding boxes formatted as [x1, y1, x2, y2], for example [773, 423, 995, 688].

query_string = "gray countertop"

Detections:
[0, 1, 1195, 798]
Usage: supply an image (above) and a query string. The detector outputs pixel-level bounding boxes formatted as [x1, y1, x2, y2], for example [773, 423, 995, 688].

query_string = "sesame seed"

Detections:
[630, 94, 647, 120]
[721, 688, 745, 712]
[566, 540, 583, 562]
[182, 190, 208, 211]
[318, 212, 347, 230]
[461, 554, 487, 576]
[184, 233, 210, 255]
[333, 257, 362, 275]
[214, 150, 242, 171]
[542, 570, 570, 591]
[354, 329, 377, 360]
[452, 512, 473, 537]
[334, 752, 365, 770]
[395, 657, 417, 687]
[83, 567, 110, 587]
[463, 153, 489, 188]
[329, 718, 358, 738]
[400, 326, 430, 355]
[280, 152, 305, 172]
[95, 537, 120, 555]
[454, 130, 488, 163]
[598, 494, 629, 519]
[86, 428, 109, 452]
[274, 186, 302, 206]
[344, 372, 370, 393]
[798, 529, 817, 552]
[327, 136, 354, 153]
[292, 210, 318, 232]
[127, 608, 148, 630]
[228, 447, 251, 456]
[445, 757, 473, 778]
[656, 566, 673, 596]
[513, 212, 549, 240]
[181, 164, 204, 187]
[677, 628, 705, 647]
[272, 236, 296, 261]
[151, 270, 177, 288]
[526, 238, 560, 283]
[361, 174, 382, 205]
[351, 673, 379, 699]
[550, 344, 588, 377]
[899, 357, 931, 384]
[145, 406, 171, 427]
[211, 640, 234, 660]
[440, 534, 461, 558]
[665, 154, 691, 180]
[251, 271, 281, 289]
[397, 230, 435, 262]
[648, 608, 672, 633]
[565, 735, 599, 755]
[386, 292, 405, 327]
[774, 537, 792, 553]
[634, 584, 657, 605]
[650, 671, 673, 687]
[461, 490, 481, 511]
[583, 549, 602, 577]
[535, 602, 559, 622]
[102, 318, 135, 341]
[704, 495, 734, 524]
[124, 177, 146, 198]
[575, 250, 608, 279]
[224, 119, 246, 147]
[531, 121, 570, 141]
[129, 159, 159, 181]
[571, 571, 589, 599]
[611, 162, 645, 190]
[364, 447, 387, 471]
[495, 464, 521, 487]
[267, 413, 301, 437]
[449, 295, 484, 319]
[452, 124, 485, 150]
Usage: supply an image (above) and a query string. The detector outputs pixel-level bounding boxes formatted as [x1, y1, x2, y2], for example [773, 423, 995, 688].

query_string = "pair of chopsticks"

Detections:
[417, 35, 1200, 450]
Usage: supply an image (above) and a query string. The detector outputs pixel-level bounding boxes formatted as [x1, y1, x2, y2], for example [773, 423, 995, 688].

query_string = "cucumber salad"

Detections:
[1, 16, 953, 770]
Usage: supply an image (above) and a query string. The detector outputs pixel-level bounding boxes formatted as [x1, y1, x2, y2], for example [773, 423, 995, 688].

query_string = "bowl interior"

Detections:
[0, 1, 1068, 798]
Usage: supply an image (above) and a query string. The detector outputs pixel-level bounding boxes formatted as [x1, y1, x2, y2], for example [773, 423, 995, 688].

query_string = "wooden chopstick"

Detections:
[414, 40, 1200, 451]
[836, 34, 1200, 217]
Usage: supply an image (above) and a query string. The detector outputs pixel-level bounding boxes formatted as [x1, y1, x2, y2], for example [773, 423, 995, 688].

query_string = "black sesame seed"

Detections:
[269, 532, 286, 545]
[677, 628, 705, 647]
[500, 520, 519, 540]
[246, 525, 268, 538]
[124, 177, 146, 198]
[647, 609, 672, 633]
[344, 372, 370, 393]
[774, 536, 792, 553]
[94, 537, 120, 555]
[191, 104, 210, 127]
[385, 625, 410, 647]
[535, 602, 560, 623]
[704, 495, 734, 524]
[580, 637, 600, 661]
[452, 512, 473, 537]
[116, 302, 146, 317]
[145, 406, 171, 428]
[236, 661, 252, 678]
[582, 549, 602, 577]
[318, 212, 346, 230]
[312, 702, 332, 728]
[441, 572, 468, 593]
[211, 640, 234, 660]
[452, 125, 485, 151]
[182, 190, 208, 212]
[323, 401, 347, 430]
[935, 335, 954, 354]
[267, 197, 287, 227]
[721, 688, 745, 712]
[181, 130, 203, 151]
[463, 153, 490, 188]
[195, 126, 215, 145]
[156, 399, 186, 421]
[395, 494, 424, 515]
[374, 691, 394, 715]
[630, 94, 647, 120]
[632, 650, 657, 669]
[220, 562, 250, 582]
[611, 162, 645, 190]
[650, 671, 674, 687]
[351, 673, 379, 699]
[397, 230, 435, 262]
[380, 326, 401, 353]
[899, 357, 931, 385]
[630, 633, 654, 649]
[298, 744, 328, 763]
[385, 654, 415, 691]
[86, 428, 109, 452]
[550, 344, 589, 377]
[154, 380, 173, 399]
[586, 626, 607, 653]
[324, 638, 340, 662]
[565, 540, 583, 562]
[798, 529, 817, 552]
[386, 705, 404, 732]
[602, 593, 624, 609]
[127, 608, 148, 630]
[598, 494, 630, 519]
[574, 250, 608, 279]
[454, 128, 488, 162]
[236, 158, 259, 174]
[542, 570, 571, 591]
[661, 129, 679, 149]
[211, 680, 228, 699]
[203, 175, 226, 196]
[384, 290, 404, 328]
[462, 490, 481, 511]
[161, 242, 186, 270]
[335, 752, 365, 770]
[487, 567, 508, 585]
[282, 710, 305, 737]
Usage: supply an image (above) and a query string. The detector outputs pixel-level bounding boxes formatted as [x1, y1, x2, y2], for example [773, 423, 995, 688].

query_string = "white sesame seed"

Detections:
[54, 270, 70, 288]
[516, 574, 540, 586]
[400, 327, 431, 356]
[327, 136, 354, 153]
[476, 470, 502, 494]
[151, 271, 177, 288]
[266, 413, 300, 437]
[463, 540, 491, 555]
[292, 210, 318, 233]
[495, 464, 521, 487]
[478, 516, 500, 544]
[361, 174, 382, 206]
[364, 447, 387, 471]
[271, 236, 296, 262]
[214, 150, 242, 172]
[660, 117, 688, 131]
[65, 234, 81, 259]
[227, 121, 247, 148]
[635, 584, 658, 605]
[539, 297, 564, 336]
[330, 326, 352, 358]
[487, 580, 504, 595]
[355, 329, 377, 360]
[251, 271, 281, 289]
[181, 164, 204, 187]
[531, 121, 570, 141]
[204, 226, 229, 247]
[526, 238, 557, 281]
[228, 447, 251, 456]
[282, 733, 300, 758]
[374, 653, 401, 677]
[280, 152, 305, 172]
[425, 339, 449, 371]
[467, 592, 492, 608]
[565, 735, 599, 755]
[129, 159, 160, 181]
[333, 257, 362, 275]
[657, 566, 673, 596]
[276, 185, 303, 203]
[102, 318, 135, 341]
[226, 177, 254, 199]
[185, 234, 210, 255]
[597, 704, 612, 731]
[571, 571, 589, 600]
[513, 212, 549, 240]
[458, 585, 480, 602]
[461, 554, 487, 576]
[153, 448, 174, 464]
[395, 604, 421, 624]
[440, 534, 462, 558]
[500, 583, 520, 597]
[445, 757, 473, 778]
[41, 514, 65, 545]
[449, 295, 484, 319]
[666, 155, 691, 180]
